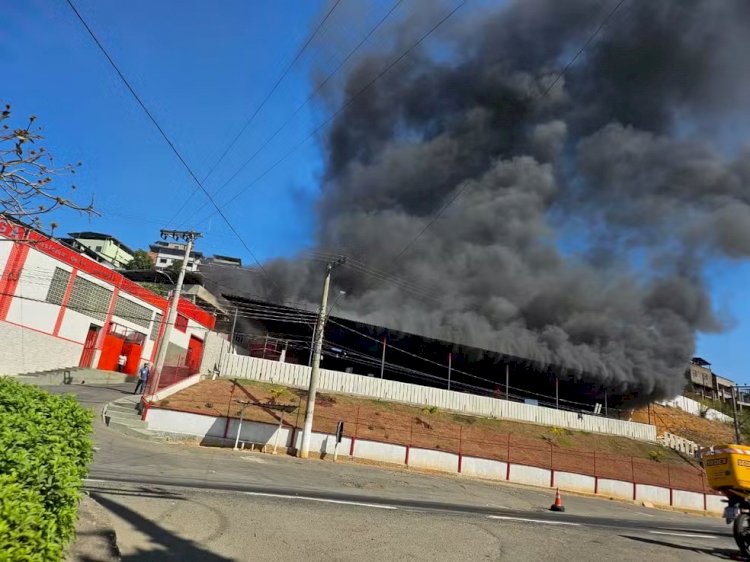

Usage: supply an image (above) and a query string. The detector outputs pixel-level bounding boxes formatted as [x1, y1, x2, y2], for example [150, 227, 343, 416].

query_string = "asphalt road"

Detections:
[52, 384, 741, 561]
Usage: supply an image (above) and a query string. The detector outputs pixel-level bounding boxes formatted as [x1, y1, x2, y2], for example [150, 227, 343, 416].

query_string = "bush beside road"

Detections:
[0, 377, 93, 561]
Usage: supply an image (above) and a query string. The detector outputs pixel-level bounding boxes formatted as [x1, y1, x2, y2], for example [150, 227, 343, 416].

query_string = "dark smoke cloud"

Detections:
[209, 1, 750, 400]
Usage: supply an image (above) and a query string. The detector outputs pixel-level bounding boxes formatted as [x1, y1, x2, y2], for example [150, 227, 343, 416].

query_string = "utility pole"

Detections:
[150, 229, 201, 395]
[298, 257, 346, 458]
[229, 306, 238, 350]
[447, 352, 452, 390]
[555, 377, 559, 410]
[380, 336, 386, 379]
[733, 386, 742, 444]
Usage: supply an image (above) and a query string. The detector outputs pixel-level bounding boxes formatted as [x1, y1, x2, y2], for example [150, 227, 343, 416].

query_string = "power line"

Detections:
[168, 0, 344, 225]
[188, 1, 467, 226]
[64, 0, 273, 287]
[174, 0, 406, 228]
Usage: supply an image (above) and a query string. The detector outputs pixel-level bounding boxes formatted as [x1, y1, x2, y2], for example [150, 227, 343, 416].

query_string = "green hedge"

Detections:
[0, 377, 93, 561]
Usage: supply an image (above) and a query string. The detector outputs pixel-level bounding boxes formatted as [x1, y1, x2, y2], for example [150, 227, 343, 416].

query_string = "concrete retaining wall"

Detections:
[461, 456, 507, 481]
[220, 355, 657, 442]
[409, 447, 458, 472]
[554, 472, 596, 493]
[636, 484, 671, 505]
[145, 407, 720, 513]
[510, 464, 551, 488]
[597, 479, 634, 499]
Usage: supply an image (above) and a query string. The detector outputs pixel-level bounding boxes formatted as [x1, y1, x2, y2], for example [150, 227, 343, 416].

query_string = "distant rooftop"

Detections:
[208, 254, 242, 266]
[68, 231, 135, 256]
[691, 357, 711, 367]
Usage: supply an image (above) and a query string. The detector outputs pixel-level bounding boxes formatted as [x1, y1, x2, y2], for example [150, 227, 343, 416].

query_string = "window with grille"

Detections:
[114, 295, 152, 330]
[67, 277, 112, 322]
[150, 313, 163, 340]
[45, 268, 71, 306]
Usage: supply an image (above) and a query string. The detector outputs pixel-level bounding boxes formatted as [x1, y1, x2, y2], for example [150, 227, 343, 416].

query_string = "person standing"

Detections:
[117, 353, 127, 373]
[134, 363, 150, 394]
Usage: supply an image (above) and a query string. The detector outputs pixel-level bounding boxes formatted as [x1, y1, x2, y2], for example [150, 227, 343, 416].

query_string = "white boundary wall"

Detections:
[145, 407, 719, 514]
[659, 395, 733, 423]
[220, 355, 656, 442]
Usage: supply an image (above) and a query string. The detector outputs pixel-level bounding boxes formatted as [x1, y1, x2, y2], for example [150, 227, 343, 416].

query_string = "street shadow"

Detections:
[233, 383, 285, 425]
[89, 492, 236, 562]
[85, 485, 186, 501]
[621, 535, 743, 560]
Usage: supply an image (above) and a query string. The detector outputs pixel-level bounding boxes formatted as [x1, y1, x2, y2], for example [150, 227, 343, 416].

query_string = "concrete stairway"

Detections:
[103, 395, 163, 442]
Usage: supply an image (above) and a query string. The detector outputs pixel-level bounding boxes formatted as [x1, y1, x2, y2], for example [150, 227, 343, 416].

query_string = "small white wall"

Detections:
[354, 439, 407, 465]
[597, 479, 633, 500]
[705, 494, 725, 514]
[0, 320, 82, 375]
[636, 484, 671, 505]
[292, 430, 348, 456]
[461, 456, 507, 481]
[510, 464, 551, 488]
[672, 490, 705, 511]
[226, 418, 293, 449]
[554, 471, 596, 494]
[150, 373, 202, 401]
[409, 447, 458, 472]
[147, 408, 225, 438]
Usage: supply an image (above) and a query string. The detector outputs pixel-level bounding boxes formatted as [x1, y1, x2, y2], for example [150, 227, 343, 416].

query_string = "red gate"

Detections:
[79, 325, 99, 368]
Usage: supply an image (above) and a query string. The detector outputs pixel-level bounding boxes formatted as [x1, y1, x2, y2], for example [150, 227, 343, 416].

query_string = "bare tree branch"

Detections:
[0, 103, 98, 231]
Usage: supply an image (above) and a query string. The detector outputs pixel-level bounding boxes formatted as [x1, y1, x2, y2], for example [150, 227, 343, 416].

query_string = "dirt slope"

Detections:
[159, 379, 697, 469]
[631, 403, 734, 447]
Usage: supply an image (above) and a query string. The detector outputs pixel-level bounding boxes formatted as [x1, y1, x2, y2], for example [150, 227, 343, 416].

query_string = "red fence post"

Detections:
[506, 433, 512, 481]
[631, 456, 637, 501]
[667, 464, 673, 506]
[349, 406, 359, 457]
[549, 443, 555, 487]
[593, 451, 599, 494]
[458, 426, 463, 474]
[405, 418, 412, 467]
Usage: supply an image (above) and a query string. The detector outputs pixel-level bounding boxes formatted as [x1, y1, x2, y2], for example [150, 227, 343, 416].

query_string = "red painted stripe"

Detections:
[0, 241, 30, 320]
[97, 288, 119, 350]
[0, 217, 215, 329]
[52, 269, 78, 336]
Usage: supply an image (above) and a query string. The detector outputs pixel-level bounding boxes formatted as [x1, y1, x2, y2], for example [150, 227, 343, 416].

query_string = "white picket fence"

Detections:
[658, 432, 699, 457]
[220, 354, 657, 442]
[658, 395, 733, 423]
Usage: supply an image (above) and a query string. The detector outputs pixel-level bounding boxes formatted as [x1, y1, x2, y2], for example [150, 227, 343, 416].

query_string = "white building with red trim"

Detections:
[0, 216, 215, 376]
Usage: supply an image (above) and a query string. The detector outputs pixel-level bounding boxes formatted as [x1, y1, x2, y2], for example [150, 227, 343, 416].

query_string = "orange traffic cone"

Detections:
[549, 488, 565, 512]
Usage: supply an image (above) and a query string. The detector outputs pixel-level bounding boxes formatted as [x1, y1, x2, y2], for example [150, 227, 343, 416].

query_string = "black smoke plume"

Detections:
[208, 0, 750, 400]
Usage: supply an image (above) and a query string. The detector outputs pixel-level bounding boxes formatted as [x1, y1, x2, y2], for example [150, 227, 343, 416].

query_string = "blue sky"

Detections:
[3, 0, 749, 382]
